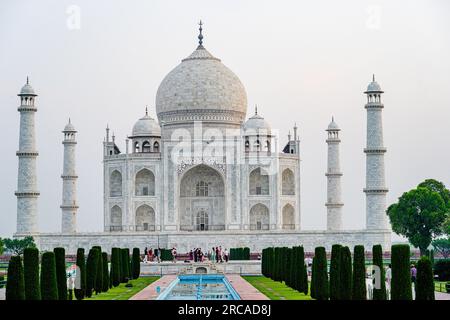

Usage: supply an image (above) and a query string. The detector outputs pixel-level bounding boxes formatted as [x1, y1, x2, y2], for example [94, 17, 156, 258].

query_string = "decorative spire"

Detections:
[26, 76, 29, 85]
[372, 74, 375, 82]
[332, 116, 334, 122]
[145, 106, 148, 116]
[255, 104, 258, 115]
[198, 20, 204, 47]
[68, 117, 71, 124]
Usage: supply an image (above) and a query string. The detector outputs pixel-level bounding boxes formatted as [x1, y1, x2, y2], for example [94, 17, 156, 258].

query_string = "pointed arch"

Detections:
[249, 167, 269, 195]
[282, 168, 295, 195]
[282, 204, 295, 229]
[110, 205, 122, 231]
[110, 170, 122, 197]
[135, 204, 155, 231]
[135, 168, 155, 196]
[249, 203, 270, 230]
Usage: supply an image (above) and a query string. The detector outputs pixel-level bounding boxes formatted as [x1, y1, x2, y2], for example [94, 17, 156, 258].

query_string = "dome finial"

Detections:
[372, 74, 375, 82]
[145, 106, 148, 116]
[26, 76, 29, 85]
[255, 104, 258, 115]
[69, 117, 71, 124]
[198, 20, 204, 47]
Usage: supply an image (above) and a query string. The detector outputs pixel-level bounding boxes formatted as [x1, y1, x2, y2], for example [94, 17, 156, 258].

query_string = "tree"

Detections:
[0, 238, 4, 255]
[418, 179, 450, 208]
[74, 248, 86, 300]
[295, 246, 308, 295]
[415, 256, 435, 300]
[432, 238, 450, 258]
[391, 244, 412, 300]
[93, 247, 103, 294]
[85, 248, 99, 298]
[387, 187, 447, 255]
[313, 247, 329, 300]
[131, 248, 140, 279]
[329, 244, 342, 300]
[40, 252, 58, 300]
[352, 245, 366, 300]
[310, 257, 316, 299]
[372, 244, 386, 300]
[54, 247, 67, 300]
[120, 248, 130, 283]
[110, 248, 121, 287]
[3, 236, 36, 256]
[23, 247, 40, 300]
[443, 215, 450, 236]
[101, 252, 109, 292]
[339, 246, 352, 300]
[6, 256, 25, 300]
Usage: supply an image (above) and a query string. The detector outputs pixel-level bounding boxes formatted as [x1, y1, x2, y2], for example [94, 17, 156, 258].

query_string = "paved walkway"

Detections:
[225, 275, 269, 300]
[0, 288, 4, 300]
[435, 291, 450, 300]
[129, 275, 176, 300]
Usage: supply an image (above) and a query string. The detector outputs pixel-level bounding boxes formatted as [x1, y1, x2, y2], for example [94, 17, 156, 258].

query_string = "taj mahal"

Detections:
[14, 24, 391, 254]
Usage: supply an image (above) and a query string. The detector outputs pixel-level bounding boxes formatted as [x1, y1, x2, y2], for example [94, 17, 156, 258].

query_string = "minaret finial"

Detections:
[332, 116, 334, 122]
[145, 106, 148, 116]
[26, 76, 29, 85]
[198, 20, 203, 46]
[255, 104, 258, 115]
[372, 74, 375, 82]
[69, 117, 71, 124]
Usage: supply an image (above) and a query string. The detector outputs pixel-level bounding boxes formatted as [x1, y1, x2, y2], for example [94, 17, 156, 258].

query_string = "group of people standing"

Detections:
[143, 247, 161, 263]
[189, 246, 229, 263]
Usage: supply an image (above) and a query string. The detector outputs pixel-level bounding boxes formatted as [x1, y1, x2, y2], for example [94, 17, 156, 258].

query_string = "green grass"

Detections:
[243, 276, 312, 300]
[85, 276, 159, 300]
[434, 281, 448, 293]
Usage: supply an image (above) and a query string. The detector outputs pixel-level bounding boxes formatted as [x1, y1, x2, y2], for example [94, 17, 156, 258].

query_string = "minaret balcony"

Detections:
[364, 147, 387, 154]
[15, 191, 40, 197]
[363, 188, 389, 193]
[365, 103, 384, 109]
[16, 151, 39, 157]
[325, 202, 344, 207]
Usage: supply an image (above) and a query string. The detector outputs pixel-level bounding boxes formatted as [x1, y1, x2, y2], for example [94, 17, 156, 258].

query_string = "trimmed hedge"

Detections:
[23, 247, 40, 300]
[312, 247, 329, 300]
[74, 248, 86, 300]
[415, 256, 435, 300]
[120, 248, 130, 283]
[6, 255, 25, 300]
[40, 252, 58, 300]
[352, 245, 366, 300]
[372, 244, 386, 300]
[391, 244, 412, 300]
[101, 252, 109, 292]
[85, 248, 99, 298]
[295, 246, 308, 294]
[131, 248, 140, 279]
[160, 248, 173, 262]
[110, 247, 121, 287]
[93, 246, 103, 294]
[229, 247, 250, 260]
[310, 257, 316, 299]
[339, 246, 352, 300]
[433, 259, 450, 281]
[54, 247, 67, 300]
[329, 244, 342, 300]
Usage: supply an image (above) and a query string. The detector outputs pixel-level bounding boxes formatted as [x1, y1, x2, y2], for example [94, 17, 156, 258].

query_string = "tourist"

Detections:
[172, 247, 177, 263]
[157, 247, 162, 263]
[386, 264, 392, 299]
[189, 249, 193, 261]
[219, 246, 223, 263]
[148, 247, 153, 262]
[410, 264, 417, 284]
[215, 247, 220, 263]
[144, 247, 148, 257]
[223, 248, 229, 262]
[211, 247, 216, 263]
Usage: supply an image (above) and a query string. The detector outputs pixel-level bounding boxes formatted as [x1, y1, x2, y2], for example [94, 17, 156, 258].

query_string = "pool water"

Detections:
[157, 274, 241, 300]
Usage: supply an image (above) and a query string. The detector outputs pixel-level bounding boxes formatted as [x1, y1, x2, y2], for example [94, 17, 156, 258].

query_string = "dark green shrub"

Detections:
[68, 288, 73, 300]
[391, 244, 412, 300]
[120, 248, 130, 283]
[415, 256, 435, 300]
[160, 248, 173, 261]
[273, 247, 282, 282]
[313, 247, 329, 300]
[131, 248, 140, 279]
[433, 259, 450, 281]
[85, 248, 99, 297]
[339, 246, 352, 300]
[54, 247, 67, 300]
[5, 256, 25, 300]
[93, 246, 103, 294]
[23, 247, 40, 300]
[74, 248, 86, 300]
[285, 247, 292, 286]
[329, 244, 342, 300]
[297, 246, 308, 295]
[110, 248, 121, 287]
[352, 245, 366, 300]
[372, 244, 386, 300]
[102, 252, 109, 292]
[287, 247, 295, 288]
[40, 252, 58, 300]
[310, 257, 316, 299]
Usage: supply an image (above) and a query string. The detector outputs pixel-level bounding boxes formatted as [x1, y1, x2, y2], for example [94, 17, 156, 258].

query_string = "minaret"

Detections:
[61, 119, 78, 233]
[364, 75, 389, 230]
[15, 78, 40, 234]
[325, 117, 343, 230]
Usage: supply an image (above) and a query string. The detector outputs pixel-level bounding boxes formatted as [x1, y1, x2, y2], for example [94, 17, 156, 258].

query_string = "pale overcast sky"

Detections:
[1, 0, 449, 238]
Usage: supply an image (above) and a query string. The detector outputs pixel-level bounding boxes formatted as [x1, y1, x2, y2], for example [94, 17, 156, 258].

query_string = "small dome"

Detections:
[327, 117, 340, 130]
[131, 113, 161, 137]
[18, 78, 37, 96]
[365, 75, 383, 93]
[244, 108, 271, 134]
[64, 119, 76, 132]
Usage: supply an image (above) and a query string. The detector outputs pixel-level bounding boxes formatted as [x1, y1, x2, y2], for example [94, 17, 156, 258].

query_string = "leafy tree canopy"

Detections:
[432, 238, 450, 259]
[387, 186, 447, 254]
[0, 238, 4, 255]
[3, 236, 36, 255]
[418, 179, 450, 209]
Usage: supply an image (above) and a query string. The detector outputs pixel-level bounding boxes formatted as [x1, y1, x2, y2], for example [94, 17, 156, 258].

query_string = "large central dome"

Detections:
[155, 41, 247, 127]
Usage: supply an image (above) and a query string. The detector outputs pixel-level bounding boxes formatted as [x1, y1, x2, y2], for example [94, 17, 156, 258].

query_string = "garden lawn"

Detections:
[243, 276, 312, 300]
[85, 276, 159, 300]
[434, 281, 448, 293]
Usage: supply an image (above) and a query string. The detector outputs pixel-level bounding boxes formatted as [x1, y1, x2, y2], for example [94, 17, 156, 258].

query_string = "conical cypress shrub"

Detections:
[329, 244, 342, 300]
[314, 247, 329, 300]
[285, 247, 292, 285]
[40, 252, 58, 300]
[6, 256, 25, 300]
[94, 249, 103, 294]
[85, 248, 99, 298]
[132, 248, 140, 279]
[415, 256, 434, 300]
[110, 248, 121, 287]
[340, 246, 352, 300]
[372, 244, 386, 300]
[298, 247, 308, 295]
[120, 248, 129, 283]
[74, 248, 86, 300]
[54, 247, 67, 300]
[288, 247, 296, 289]
[310, 257, 316, 299]
[23, 247, 40, 300]
[102, 252, 109, 292]
[352, 245, 366, 300]
[391, 244, 412, 300]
